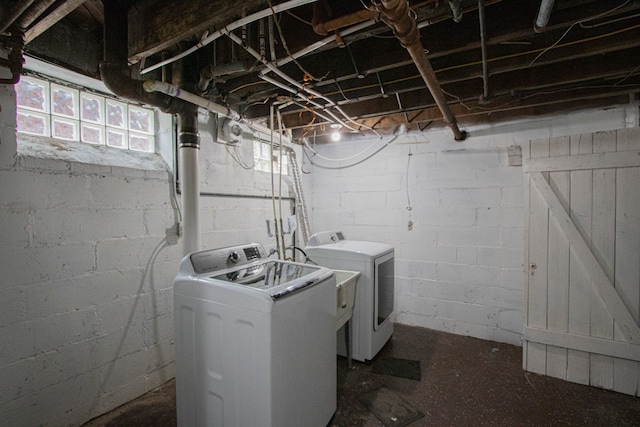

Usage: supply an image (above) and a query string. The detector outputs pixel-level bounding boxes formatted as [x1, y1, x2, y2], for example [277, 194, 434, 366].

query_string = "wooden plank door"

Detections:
[523, 127, 640, 396]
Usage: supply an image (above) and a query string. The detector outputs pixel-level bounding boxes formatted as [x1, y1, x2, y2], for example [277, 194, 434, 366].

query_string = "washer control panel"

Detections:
[189, 243, 267, 274]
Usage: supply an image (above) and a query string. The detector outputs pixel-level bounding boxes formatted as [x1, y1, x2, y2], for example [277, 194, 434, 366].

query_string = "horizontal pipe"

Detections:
[276, 19, 376, 68]
[141, 0, 320, 74]
[143, 80, 290, 141]
[0, 0, 36, 34]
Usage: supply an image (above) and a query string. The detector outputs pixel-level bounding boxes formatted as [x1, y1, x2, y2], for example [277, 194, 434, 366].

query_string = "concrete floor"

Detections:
[83, 324, 640, 426]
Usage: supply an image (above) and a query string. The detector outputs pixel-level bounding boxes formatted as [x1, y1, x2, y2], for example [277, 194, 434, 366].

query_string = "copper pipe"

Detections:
[379, 0, 466, 140]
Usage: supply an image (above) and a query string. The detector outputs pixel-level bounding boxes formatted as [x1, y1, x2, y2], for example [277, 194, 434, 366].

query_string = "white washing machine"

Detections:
[174, 243, 336, 427]
[305, 230, 394, 362]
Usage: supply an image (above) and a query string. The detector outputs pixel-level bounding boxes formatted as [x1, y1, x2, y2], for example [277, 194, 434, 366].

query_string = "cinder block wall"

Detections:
[0, 84, 297, 425]
[308, 106, 636, 346]
[0, 84, 180, 426]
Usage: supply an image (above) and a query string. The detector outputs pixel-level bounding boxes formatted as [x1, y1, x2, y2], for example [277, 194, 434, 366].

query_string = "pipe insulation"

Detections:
[379, 0, 466, 141]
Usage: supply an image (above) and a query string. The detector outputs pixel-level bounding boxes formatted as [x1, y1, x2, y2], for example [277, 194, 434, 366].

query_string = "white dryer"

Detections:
[305, 231, 394, 362]
[174, 243, 336, 427]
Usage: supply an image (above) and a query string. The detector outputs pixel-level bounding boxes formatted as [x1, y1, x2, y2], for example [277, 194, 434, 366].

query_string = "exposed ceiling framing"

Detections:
[2, 0, 640, 140]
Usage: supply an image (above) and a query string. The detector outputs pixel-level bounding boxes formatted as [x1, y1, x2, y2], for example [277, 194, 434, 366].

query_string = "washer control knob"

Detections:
[228, 251, 240, 264]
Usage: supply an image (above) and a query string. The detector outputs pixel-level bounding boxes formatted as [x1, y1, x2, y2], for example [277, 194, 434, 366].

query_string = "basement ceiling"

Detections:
[3, 0, 640, 140]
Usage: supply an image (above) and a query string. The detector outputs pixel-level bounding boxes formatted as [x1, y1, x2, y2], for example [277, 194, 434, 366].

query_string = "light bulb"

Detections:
[331, 131, 341, 141]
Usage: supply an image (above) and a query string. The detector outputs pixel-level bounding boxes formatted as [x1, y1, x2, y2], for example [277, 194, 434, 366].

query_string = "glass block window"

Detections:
[51, 84, 79, 119]
[16, 77, 49, 113]
[253, 140, 289, 175]
[16, 76, 155, 153]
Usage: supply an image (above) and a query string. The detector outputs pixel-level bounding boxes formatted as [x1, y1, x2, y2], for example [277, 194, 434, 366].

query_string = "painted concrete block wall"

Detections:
[197, 113, 299, 251]
[0, 77, 300, 425]
[307, 105, 638, 346]
[0, 85, 181, 426]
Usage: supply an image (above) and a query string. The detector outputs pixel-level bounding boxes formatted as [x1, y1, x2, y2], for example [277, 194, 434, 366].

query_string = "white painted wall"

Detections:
[1, 56, 637, 425]
[0, 78, 297, 425]
[306, 104, 638, 346]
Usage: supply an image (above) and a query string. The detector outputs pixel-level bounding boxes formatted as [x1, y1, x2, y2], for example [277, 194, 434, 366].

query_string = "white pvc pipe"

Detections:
[535, 0, 556, 31]
[140, 0, 319, 74]
[143, 80, 274, 137]
[180, 146, 200, 255]
[275, 19, 377, 68]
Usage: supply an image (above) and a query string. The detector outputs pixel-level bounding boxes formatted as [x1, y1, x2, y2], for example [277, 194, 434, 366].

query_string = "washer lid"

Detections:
[305, 240, 393, 259]
[210, 260, 322, 291]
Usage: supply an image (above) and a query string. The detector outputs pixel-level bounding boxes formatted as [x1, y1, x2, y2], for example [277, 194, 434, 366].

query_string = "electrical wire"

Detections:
[309, 22, 640, 101]
[225, 144, 255, 169]
[267, 0, 326, 82]
[229, 81, 270, 94]
[405, 148, 413, 211]
[301, 135, 397, 169]
[529, 0, 631, 66]
[286, 10, 313, 26]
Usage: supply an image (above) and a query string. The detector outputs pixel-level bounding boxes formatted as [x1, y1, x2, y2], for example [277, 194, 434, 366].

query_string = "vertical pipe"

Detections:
[478, 0, 490, 102]
[268, 15, 277, 61]
[259, 18, 266, 59]
[534, 0, 555, 32]
[379, 0, 466, 140]
[447, 0, 463, 23]
[178, 110, 201, 256]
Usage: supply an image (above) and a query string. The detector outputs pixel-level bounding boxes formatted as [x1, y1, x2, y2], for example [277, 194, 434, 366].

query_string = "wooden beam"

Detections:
[525, 327, 640, 362]
[525, 151, 640, 173]
[25, 0, 88, 44]
[128, 0, 267, 64]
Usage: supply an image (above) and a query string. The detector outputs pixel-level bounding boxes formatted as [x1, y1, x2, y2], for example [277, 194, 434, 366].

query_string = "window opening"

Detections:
[253, 139, 289, 175]
[16, 75, 155, 153]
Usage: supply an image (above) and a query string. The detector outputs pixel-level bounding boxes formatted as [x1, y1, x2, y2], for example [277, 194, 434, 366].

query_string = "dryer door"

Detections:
[374, 251, 394, 330]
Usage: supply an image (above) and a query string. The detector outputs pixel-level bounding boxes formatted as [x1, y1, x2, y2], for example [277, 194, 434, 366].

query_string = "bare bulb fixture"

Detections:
[330, 123, 342, 141]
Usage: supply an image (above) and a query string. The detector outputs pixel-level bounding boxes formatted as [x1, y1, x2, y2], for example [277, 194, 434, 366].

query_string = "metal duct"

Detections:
[379, 0, 466, 141]
[534, 0, 555, 32]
